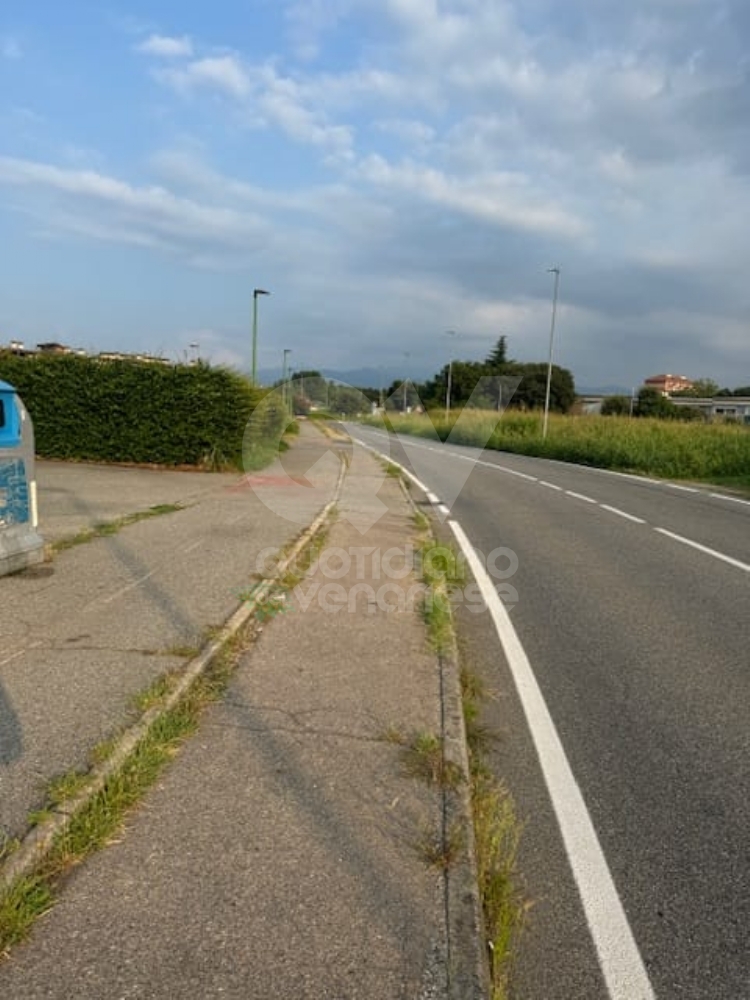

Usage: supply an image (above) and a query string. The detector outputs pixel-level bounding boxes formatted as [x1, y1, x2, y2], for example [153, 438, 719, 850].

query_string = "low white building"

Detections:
[670, 396, 750, 423]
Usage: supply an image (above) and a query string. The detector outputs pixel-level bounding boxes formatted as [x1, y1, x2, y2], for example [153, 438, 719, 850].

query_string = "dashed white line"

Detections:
[565, 490, 598, 504]
[449, 519, 656, 1000]
[355, 428, 750, 576]
[709, 492, 750, 507]
[600, 504, 646, 525]
[183, 540, 203, 554]
[437, 503, 450, 516]
[654, 528, 750, 574]
[497, 465, 538, 482]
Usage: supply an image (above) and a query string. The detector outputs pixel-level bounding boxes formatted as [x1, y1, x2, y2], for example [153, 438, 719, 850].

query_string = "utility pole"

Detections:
[251, 288, 270, 385]
[542, 267, 561, 439]
[445, 330, 456, 420]
[282, 349, 292, 409]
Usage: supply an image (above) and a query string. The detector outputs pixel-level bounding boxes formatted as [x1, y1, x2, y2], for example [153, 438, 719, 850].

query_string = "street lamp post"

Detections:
[402, 351, 410, 413]
[282, 348, 292, 409]
[445, 330, 456, 420]
[252, 288, 270, 385]
[542, 267, 561, 440]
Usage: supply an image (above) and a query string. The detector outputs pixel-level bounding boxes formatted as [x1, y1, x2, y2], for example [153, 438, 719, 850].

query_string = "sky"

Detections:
[2, 0, 750, 390]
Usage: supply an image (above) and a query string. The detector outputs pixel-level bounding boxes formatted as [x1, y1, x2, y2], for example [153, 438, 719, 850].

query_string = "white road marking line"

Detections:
[352, 439, 431, 494]
[0, 640, 42, 668]
[565, 490, 598, 504]
[474, 458, 537, 481]
[404, 470, 431, 492]
[183, 540, 202, 554]
[600, 504, 646, 524]
[709, 492, 750, 507]
[654, 528, 750, 573]
[449, 519, 657, 1000]
[501, 467, 538, 482]
[539, 480, 563, 491]
[437, 503, 450, 516]
[667, 484, 698, 493]
[0, 649, 26, 667]
[101, 570, 156, 605]
[426, 491, 440, 505]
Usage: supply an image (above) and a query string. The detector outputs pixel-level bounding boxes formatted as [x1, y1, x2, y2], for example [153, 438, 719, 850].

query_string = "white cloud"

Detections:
[0, 155, 267, 252]
[158, 55, 251, 98]
[137, 34, 193, 58]
[375, 118, 435, 147]
[356, 155, 588, 238]
[254, 66, 354, 156]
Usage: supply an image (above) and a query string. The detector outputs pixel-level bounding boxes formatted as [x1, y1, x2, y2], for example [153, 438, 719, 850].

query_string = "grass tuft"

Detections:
[52, 504, 183, 554]
[0, 877, 53, 954]
[401, 731, 464, 789]
[460, 667, 525, 1000]
[418, 822, 465, 871]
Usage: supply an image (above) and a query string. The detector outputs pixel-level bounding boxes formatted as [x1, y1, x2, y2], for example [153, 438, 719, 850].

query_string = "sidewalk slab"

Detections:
[0, 424, 340, 842]
[0, 447, 458, 999]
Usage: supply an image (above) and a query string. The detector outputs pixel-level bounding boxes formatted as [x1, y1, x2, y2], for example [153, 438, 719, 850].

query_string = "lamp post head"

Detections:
[547, 266, 560, 275]
[254, 288, 270, 298]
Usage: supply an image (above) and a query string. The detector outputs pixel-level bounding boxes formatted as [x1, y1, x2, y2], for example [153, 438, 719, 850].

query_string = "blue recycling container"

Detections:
[0, 380, 44, 575]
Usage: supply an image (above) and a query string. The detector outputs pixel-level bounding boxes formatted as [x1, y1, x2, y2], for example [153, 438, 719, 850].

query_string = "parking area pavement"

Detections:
[0, 424, 342, 842]
[0, 443, 483, 1000]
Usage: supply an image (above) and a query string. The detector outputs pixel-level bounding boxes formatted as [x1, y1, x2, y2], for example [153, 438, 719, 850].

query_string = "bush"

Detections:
[0, 352, 262, 468]
[601, 395, 631, 416]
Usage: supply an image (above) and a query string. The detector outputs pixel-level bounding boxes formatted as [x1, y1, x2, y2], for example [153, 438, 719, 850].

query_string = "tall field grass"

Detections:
[364, 411, 750, 489]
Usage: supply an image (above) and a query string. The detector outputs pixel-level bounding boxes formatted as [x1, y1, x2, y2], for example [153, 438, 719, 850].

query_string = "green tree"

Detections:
[672, 378, 719, 398]
[601, 394, 631, 416]
[485, 335, 512, 369]
[509, 363, 576, 413]
[385, 379, 422, 412]
[330, 385, 365, 415]
[636, 387, 677, 418]
[290, 370, 328, 406]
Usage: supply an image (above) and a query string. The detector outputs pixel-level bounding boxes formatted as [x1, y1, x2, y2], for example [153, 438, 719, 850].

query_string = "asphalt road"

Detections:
[349, 424, 749, 1000]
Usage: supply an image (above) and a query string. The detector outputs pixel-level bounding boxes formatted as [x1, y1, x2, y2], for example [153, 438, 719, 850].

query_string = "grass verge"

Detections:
[416, 518, 525, 1000]
[365, 409, 750, 490]
[461, 666, 526, 1000]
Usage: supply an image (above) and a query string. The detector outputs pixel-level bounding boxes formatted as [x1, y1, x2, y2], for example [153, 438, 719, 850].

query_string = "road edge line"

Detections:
[448, 518, 656, 1000]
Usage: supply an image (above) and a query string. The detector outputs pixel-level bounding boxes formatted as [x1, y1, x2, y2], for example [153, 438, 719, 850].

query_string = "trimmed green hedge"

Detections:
[0, 353, 264, 468]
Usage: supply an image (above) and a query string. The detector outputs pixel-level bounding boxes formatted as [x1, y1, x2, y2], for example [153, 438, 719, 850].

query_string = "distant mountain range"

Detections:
[258, 366, 429, 389]
[577, 385, 631, 397]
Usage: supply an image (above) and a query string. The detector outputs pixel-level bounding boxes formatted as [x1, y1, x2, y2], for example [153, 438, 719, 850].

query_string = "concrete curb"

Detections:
[0, 458, 347, 893]
[353, 434, 491, 1000]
